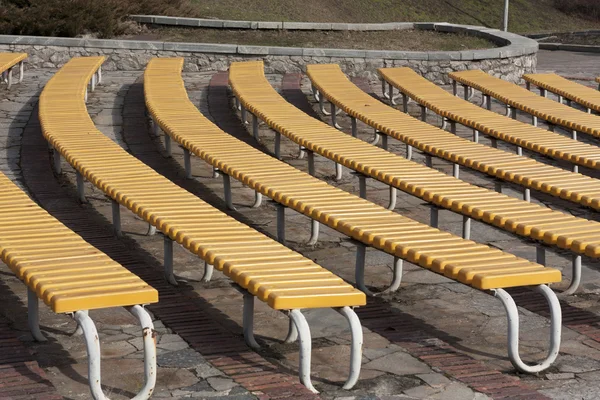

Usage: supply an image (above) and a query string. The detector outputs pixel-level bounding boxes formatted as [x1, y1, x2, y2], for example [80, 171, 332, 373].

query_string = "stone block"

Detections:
[267, 46, 303, 56]
[330, 23, 350, 31]
[175, 18, 201, 27]
[320, 48, 367, 58]
[257, 21, 282, 29]
[237, 45, 269, 55]
[414, 22, 438, 30]
[460, 51, 475, 61]
[153, 16, 178, 26]
[196, 19, 224, 28]
[163, 42, 236, 53]
[427, 51, 461, 61]
[129, 15, 153, 24]
[223, 20, 253, 29]
[283, 22, 332, 30]
[472, 48, 502, 60]
[86, 39, 163, 50]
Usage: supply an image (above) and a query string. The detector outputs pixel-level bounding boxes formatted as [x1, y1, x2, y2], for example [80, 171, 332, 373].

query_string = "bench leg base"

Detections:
[563, 255, 582, 295]
[307, 219, 319, 246]
[284, 318, 298, 343]
[336, 306, 363, 390]
[288, 309, 318, 393]
[335, 162, 343, 181]
[147, 224, 157, 236]
[493, 285, 561, 373]
[252, 191, 263, 208]
[243, 293, 261, 350]
[387, 186, 397, 210]
[222, 173, 237, 211]
[201, 262, 214, 283]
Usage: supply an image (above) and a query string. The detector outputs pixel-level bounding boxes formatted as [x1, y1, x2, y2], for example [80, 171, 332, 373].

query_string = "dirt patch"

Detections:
[119, 27, 495, 51]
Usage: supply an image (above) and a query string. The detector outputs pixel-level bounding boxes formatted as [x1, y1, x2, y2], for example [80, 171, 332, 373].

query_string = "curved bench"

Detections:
[379, 67, 600, 174]
[39, 56, 366, 393]
[150, 58, 566, 374]
[449, 70, 600, 142]
[0, 53, 26, 89]
[523, 73, 600, 114]
[0, 171, 158, 400]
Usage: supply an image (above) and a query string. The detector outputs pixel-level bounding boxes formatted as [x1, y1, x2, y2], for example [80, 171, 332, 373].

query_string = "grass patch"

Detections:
[123, 28, 495, 51]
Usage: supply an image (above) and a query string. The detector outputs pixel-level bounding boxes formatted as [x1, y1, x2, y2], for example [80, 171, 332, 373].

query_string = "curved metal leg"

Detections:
[319, 95, 331, 116]
[212, 167, 220, 178]
[72, 311, 107, 400]
[312, 87, 321, 102]
[382, 80, 389, 99]
[147, 224, 157, 236]
[164, 236, 178, 286]
[369, 129, 381, 145]
[288, 309, 318, 393]
[298, 145, 306, 159]
[406, 144, 413, 160]
[468, 86, 475, 100]
[563, 255, 582, 295]
[252, 191, 263, 208]
[473, 129, 479, 143]
[27, 288, 47, 342]
[202, 261, 214, 283]
[284, 318, 298, 343]
[222, 174, 237, 211]
[452, 81, 458, 96]
[19, 61, 24, 83]
[331, 103, 342, 129]
[308, 219, 319, 246]
[355, 243, 375, 296]
[387, 186, 397, 210]
[391, 93, 402, 106]
[336, 306, 363, 390]
[243, 292, 261, 350]
[335, 162, 343, 181]
[126, 305, 157, 400]
[505, 105, 512, 117]
[73, 310, 88, 336]
[493, 285, 561, 373]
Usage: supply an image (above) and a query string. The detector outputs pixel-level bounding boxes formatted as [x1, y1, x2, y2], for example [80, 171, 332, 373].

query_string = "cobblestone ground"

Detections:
[0, 50, 599, 399]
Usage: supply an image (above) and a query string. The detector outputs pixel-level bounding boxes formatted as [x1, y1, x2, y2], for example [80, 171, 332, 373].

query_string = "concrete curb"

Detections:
[539, 42, 600, 53]
[0, 22, 538, 61]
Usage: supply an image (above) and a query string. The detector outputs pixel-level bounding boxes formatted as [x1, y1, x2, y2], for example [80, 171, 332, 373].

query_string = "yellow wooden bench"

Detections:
[40, 57, 367, 393]
[0, 53, 27, 89]
[378, 67, 600, 174]
[225, 60, 560, 374]
[0, 170, 158, 399]
[449, 69, 600, 141]
[523, 73, 600, 114]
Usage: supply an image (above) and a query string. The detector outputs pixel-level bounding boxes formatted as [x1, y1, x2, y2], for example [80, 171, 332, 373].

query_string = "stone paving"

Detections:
[0, 50, 599, 399]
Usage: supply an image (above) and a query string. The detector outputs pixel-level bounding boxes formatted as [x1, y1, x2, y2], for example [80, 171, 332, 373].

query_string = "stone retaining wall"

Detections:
[0, 22, 538, 83]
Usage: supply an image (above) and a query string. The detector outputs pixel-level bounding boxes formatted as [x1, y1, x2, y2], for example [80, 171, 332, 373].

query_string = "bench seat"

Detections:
[0, 52, 26, 88]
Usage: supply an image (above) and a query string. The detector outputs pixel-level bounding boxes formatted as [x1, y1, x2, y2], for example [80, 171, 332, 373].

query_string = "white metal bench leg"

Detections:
[235, 96, 241, 111]
[111, 200, 122, 237]
[402, 93, 408, 113]
[298, 145, 306, 159]
[331, 103, 342, 129]
[275, 131, 281, 160]
[532, 115, 538, 126]
[222, 173, 237, 211]
[355, 243, 375, 296]
[355, 173, 367, 198]
[202, 261, 214, 282]
[319, 93, 331, 116]
[382, 80, 389, 99]
[505, 105, 512, 117]
[441, 117, 448, 130]
[19, 61, 24, 83]
[241, 106, 248, 124]
[484, 94, 491, 110]
[147, 224, 157, 236]
[53, 149, 62, 174]
[351, 117, 357, 137]
[84, 88, 88, 103]
[571, 130, 578, 141]
[6, 67, 12, 90]
[462, 215, 471, 240]
[91, 73, 96, 92]
[212, 167, 220, 178]
[242, 292, 261, 350]
[493, 285, 561, 373]
[97, 66, 102, 84]
[76, 171, 86, 203]
[164, 236, 178, 286]
[284, 318, 298, 343]
[387, 186, 397, 210]
[73, 306, 157, 400]
[563, 255, 582, 295]
[183, 149, 192, 179]
[523, 188, 531, 202]
[420, 105, 427, 122]
[587, 108, 592, 114]
[73, 310, 88, 336]
[336, 306, 363, 390]
[276, 203, 286, 244]
[369, 129, 381, 145]
[308, 219, 320, 245]
[473, 129, 479, 143]
[311, 86, 320, 102]
[381, 134, 388, 150]
[335, 162, 343, 181]
[252, 191, 263, 208]
[453, 163, 460, 178]
[406, 144, 413, 160]
[152, 118, 161, 137]
[288, 309, 318, 393]
[28, 288, 47, 342]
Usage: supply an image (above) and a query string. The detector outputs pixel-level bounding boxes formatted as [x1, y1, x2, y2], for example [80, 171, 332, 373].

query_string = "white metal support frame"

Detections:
[72, 305, 157, 399]
[493, 284, 561, 373]
[563, 254, 582, 295]
[163, 236, 178, 286]
[183, 149, 193, 179]
[111, 200, 122, 237]
[28, 288, 47, 342]
[355, 242, 403, 295]
[76, 171, 86, 203]
[222, 173, 237, 210]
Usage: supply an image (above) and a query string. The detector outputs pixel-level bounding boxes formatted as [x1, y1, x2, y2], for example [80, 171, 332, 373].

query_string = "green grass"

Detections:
[186, 0, 600, 34]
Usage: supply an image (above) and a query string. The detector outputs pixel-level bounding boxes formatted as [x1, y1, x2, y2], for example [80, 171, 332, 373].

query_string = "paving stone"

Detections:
[157, 348, 207, 368]
[195, 363, 226, 379]
[416, 372, 451, 388]
[556, 354, 600, 373]
[364, 351, 431, 376]
[207, 376, 238, 391]
[546, 372, 576, 380]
